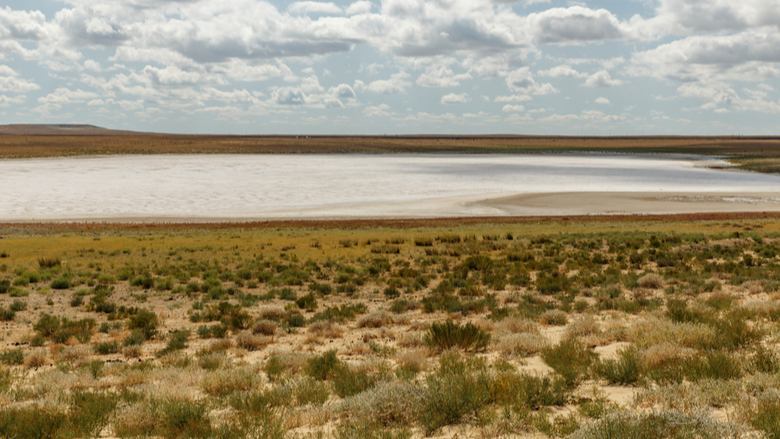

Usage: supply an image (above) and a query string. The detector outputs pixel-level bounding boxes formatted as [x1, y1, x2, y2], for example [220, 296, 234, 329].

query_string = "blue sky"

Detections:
[0, 0, 779, 135]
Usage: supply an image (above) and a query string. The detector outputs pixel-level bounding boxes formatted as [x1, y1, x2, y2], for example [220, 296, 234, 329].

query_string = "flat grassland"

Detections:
[2, 215, 780, 438]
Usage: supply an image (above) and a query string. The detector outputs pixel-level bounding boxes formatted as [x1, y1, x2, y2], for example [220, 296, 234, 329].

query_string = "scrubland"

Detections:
[2, 216, 780, 438]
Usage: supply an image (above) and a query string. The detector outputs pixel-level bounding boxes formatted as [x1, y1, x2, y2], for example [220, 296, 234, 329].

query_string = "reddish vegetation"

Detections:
[1, 211, 778, 234]
[1, 132, 780, 158]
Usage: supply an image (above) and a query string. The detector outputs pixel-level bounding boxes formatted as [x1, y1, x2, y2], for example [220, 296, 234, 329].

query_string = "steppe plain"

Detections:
[3, 131, 780, 439]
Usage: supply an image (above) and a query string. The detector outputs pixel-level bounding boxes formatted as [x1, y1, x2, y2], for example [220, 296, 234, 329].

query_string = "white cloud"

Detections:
[354, 72, 411, 94]
[363, 103, 391, 116]
[83, 59, 101, 71]
[537, 64, 587, 78]
[584, 70, 623, 87]
[630, 30, 780, 83]
[0, 74, 39, 93]
[346, 1, 373, 15]
[416, 61, 472, 87]
[441, 92, 468, 104]
[502, 104, 525, 112]
[287, 2, 343, 15]
[595, 97, 610, 104]
[505, 67, 558, 95]
[529, 7, 626, 44]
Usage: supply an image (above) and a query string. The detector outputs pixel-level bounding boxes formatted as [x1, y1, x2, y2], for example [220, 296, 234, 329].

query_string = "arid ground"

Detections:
[2, 215, 780, 438]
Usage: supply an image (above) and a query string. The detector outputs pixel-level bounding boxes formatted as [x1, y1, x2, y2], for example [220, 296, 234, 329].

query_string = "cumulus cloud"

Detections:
[287, 2, 343, 15]
[584, 70, 623, 87]
[346, 1, 373, 15]
[354, 72, 411, 94]
[529, 7, 625, 44]
[537, 64, 587, 78]
[630, 30, 780, 83]
[441, 92, 468, 104]
[363, 103, 391, 116]
[505, 67, 557, 95]
[0, 69, 39, 93]
[416, 61, 472, 87]
[595, 97, 610, 104]
[502, 104, 525, 112]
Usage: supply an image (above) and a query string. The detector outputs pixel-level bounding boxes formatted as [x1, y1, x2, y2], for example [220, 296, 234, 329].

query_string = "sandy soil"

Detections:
[474, 191, 780, 216]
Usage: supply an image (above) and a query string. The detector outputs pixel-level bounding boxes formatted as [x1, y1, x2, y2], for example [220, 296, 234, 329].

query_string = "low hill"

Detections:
[0, 124, 145, 136]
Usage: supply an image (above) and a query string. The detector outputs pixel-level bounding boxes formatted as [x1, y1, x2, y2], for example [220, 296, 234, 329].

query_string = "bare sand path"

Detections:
[473, 191, 780, 216]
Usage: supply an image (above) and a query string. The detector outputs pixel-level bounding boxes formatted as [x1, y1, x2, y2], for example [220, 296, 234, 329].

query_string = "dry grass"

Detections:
[308, 321, 344, 339]
[235, 333, 273, 351]
[357, 312, 391, 328]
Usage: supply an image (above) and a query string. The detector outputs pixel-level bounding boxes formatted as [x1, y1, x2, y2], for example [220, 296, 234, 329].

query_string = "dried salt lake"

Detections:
[2, 154, 780, 221]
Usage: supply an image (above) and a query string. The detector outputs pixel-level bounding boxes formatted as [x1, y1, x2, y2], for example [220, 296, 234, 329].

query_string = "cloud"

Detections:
[329, 84, 356, 99]
[502, 104, 525, 112]
[537, 64, 587, 78]
[584, 70, 623, 87]
[505, 67, 557, 95]
[0, 71, 39, 93]
[595, 97, 610, 104]
[354, 72, 411, 94]
[441, 92, 468, 104]
[346, 1, 373, 15]
[0, 7, 51, 41]
[630, 30, 780, 83]
[287, 2, 343, 15]
[416, 61, 472, 87]
[529, 7, 625, 44]
[363, 103, 391, 116]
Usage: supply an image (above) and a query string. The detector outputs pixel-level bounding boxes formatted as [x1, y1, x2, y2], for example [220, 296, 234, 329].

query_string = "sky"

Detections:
[0, 0, 779, 135]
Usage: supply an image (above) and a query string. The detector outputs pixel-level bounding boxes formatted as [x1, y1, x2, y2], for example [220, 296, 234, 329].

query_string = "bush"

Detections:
[306, 349, 345, 381]
[539, 309, 568, 326]
[127, 309, 159, 340]
[235, 333, 272, 351]
[252, 320, 277, 336]
[296, 293, 318, 311]
[419, 353, 492, 434]
[33, 313, 61, 337]
[156, 330, 189, 358]
[424, 321, 491, 353]
[93, 341, 120, 355]
[124, 329, 146, 347]
[637, 273, 663, 289]
[50, 277, 71, 290]
[0, 348, 23, 365]
[593, 346, 640, 385]
[158, 399, 212, 439]
[0, 308, 14, 322]
[568, 410, 747, 439]
[541, 338, 596, 388]
[333, 366, 378, 398]
[750, 392, 780, 439]
[38, 256, 61, 268]
[0, 406, 67, 439]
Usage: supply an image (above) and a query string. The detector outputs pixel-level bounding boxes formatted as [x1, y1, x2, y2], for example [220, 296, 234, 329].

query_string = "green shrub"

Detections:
[0, 348, 23, 365]
[33, 313, 61, 337]
[156, 330, 189, 358]
[127, 309, 159, 340]
[0, 308, 14, 322]
[306, 349, 345, 381]
[333, 366, 378, 398]
[419, 353, 492, 434]
[0, 280, 9, 294]
[93, 341, 120, 355]
[490, 372, 568, 409]
[0, 406, 67, 439]
[750, 392, 780, 439]
[296, 292, 318, 311]
[335, 419, 412, 439]
[568, 410, 747, 439]
[424, 320, 491, 353]
[541, 338, 596, 388]
[593, 346, 640, 385]
[158, 399, 212, 439]
[50, 277, 71, 290]
[69, 390, 118, 438]
[124, 329, 146, 347]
